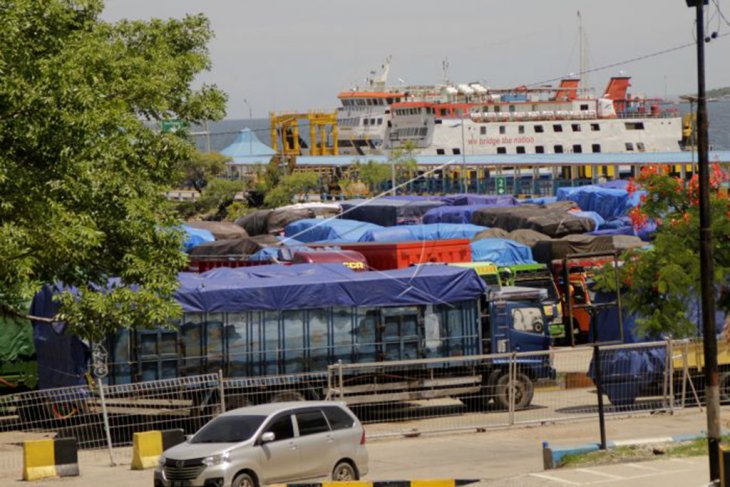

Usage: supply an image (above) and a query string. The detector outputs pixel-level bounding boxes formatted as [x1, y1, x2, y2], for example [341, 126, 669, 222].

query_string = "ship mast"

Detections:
[577, 11, 589, 97]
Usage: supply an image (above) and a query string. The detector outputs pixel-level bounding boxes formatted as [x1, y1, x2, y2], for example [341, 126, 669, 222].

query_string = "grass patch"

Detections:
[558, 435, 730, 468]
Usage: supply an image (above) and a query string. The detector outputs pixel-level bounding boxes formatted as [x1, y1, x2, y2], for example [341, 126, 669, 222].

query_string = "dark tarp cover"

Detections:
[235, 209, 272, 236]
[340, 199, 446, 227]
[358, 223, 486, 243]
[569, 210, 605, 229]
[438, 194, 520, 206]
[284, 218, 383, 243]
[266, 208, 316, 235]
[531, 234, 646, 263]
[184, 221, 248, 240]
[422, 205, 485, 225]
[174, 264, 487, 312]
[472, 227, 552, 249]
[30, 286, 89, 389]
[188, 235, 282, 257]
[471, 206, 595, 238]
[470, 238, 535, 265]
[180, 225, 215, 251]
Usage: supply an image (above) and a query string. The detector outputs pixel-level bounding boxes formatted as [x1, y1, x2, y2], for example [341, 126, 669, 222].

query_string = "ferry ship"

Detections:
[335, 60, 683, 157]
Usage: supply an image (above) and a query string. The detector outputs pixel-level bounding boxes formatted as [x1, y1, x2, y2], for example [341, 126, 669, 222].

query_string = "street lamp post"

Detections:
[685, 0, 720, 482]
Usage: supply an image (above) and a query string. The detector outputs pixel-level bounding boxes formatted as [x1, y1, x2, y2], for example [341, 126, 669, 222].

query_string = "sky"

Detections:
[102, 0, 730, 119]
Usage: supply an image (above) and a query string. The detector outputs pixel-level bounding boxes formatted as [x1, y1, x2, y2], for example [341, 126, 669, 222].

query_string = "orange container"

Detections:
[331, 239, 472, 271]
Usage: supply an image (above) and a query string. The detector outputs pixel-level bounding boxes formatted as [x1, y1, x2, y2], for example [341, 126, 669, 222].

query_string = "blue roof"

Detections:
[174, 264, 487, 312]
[220, 128, 276, 165]
[294, 151, 730, 167]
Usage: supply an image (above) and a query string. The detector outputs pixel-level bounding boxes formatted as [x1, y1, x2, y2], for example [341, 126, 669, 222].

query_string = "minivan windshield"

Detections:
[190, 415, 267, 444]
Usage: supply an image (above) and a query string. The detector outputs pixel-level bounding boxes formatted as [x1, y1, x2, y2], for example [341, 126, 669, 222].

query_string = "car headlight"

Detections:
[202, 452, 230, 467]
[158, 455, 166, 467]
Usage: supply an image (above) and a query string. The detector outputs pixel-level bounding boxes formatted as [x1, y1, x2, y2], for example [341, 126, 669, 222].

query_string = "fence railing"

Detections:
[0, 339, 717, 457]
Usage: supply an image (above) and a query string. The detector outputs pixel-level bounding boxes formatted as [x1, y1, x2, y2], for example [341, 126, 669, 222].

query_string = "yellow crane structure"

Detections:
[269, 111, 338, 159]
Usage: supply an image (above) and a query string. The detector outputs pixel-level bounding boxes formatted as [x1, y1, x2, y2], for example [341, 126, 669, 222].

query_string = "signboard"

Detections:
[161, 120, 186, 133]
[495, 176, 507, 195]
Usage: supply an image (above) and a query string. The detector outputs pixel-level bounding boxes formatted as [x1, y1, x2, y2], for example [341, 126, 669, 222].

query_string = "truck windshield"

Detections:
[190, 415, 267, 444]
[516, 279, 558, 301]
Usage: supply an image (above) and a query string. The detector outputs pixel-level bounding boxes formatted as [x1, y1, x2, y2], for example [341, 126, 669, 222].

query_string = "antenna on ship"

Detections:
[577, 11, 590, 97]
[442, 58, 451, 85]
[370, 55, 392, 91]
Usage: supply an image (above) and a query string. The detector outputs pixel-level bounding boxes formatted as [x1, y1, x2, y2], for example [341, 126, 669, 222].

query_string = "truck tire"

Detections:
[494, 372, 534, 410]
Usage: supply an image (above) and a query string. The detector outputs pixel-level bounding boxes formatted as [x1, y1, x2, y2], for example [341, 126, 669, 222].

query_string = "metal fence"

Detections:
[0, 339, 717, 462]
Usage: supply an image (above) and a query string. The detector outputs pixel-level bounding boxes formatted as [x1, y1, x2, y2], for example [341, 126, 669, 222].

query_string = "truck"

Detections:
[33, 264, 554, 412]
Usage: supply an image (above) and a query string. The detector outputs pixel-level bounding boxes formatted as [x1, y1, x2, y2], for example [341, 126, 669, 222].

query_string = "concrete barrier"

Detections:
[131, 429, 185, 470]
[22, 437, 79, 481]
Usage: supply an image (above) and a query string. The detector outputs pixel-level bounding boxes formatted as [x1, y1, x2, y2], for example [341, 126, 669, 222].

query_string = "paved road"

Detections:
[1, 408, 723, 487]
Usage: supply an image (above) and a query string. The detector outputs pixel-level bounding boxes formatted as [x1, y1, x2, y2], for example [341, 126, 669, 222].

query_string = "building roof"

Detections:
[220, 128, 276, 165]
[294, 150, 730, 167]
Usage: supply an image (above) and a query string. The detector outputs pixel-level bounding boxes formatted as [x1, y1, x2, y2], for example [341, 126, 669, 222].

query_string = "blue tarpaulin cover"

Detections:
[470, 238, 535, 265]
[174, 264, 486, 312]
[358, 223, 486, 243]
[422, 205, 493, 224]
[181, 225, 215, 251]
[284, 218, 382, 243]
[386, 194, 519, 206]
[570, 210, 606, 229]
[556, 184, 644, 220]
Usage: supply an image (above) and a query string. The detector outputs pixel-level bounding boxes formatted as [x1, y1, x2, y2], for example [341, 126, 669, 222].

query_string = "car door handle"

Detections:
[326, 435, 334, 443]
[288, 442, 297, 450]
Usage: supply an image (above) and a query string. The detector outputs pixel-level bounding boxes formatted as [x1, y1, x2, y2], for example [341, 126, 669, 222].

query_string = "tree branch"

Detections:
[0, 304, 59, 323]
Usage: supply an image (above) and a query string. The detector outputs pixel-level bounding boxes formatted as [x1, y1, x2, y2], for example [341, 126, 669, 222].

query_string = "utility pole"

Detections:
[685, 0, 720, 482]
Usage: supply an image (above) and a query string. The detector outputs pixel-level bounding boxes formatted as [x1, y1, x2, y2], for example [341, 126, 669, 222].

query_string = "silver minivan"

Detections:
[154, 401, 368, 487]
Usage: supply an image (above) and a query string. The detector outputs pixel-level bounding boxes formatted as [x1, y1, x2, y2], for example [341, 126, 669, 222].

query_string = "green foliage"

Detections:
[176, 150, 229, 192]
[596, 165, 730, 338]
[196, 178, 246, 219]
[0, 0, 227, 341]
[264, 172, 319, 208]
[357, 160, 392, 189]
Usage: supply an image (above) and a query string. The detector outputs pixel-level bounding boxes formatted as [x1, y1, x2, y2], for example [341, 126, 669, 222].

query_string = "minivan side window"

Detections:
[264, 414, 295, 442]
[295, 410, 330, 436]
[322, 406, 355, 430]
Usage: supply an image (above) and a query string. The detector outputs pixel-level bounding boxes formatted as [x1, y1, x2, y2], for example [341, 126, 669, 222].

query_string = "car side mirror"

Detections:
[260, 432, 275, 444]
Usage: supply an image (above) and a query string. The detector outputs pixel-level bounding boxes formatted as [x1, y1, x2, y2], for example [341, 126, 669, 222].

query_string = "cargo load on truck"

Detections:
[284, 218, 382, 243]
[470, 238, 535, 266]
[471, 205, 596, 238]
[339, 198, 446, 226]
[184, 221, 248, 240]
[532, 234, 646, 264]
[322, 239, 472, 270]
[358, 223, 486, 243]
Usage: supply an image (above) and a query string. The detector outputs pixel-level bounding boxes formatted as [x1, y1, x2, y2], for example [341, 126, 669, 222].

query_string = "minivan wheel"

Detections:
[232, 471, 257, 487]
[331, 461, 358, 481]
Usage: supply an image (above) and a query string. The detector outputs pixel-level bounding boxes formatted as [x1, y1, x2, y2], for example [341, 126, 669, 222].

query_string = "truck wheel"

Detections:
[719, 372, 730, 403]
[460, 394, 491, 412]
[494, 373, 534, 410]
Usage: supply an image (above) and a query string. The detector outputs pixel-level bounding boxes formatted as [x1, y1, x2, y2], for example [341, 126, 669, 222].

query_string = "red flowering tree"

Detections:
[609, 163, 730, 337]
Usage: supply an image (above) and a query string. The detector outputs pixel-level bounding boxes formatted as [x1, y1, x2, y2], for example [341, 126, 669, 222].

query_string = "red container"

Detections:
[292, 250, 368, 271]
[186, 258, 276, 273]
[322, 239, 472, 271]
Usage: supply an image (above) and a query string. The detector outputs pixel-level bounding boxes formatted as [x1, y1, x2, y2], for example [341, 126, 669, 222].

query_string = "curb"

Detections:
[542, 432, 715, 469]
[271, 481, 480, 487]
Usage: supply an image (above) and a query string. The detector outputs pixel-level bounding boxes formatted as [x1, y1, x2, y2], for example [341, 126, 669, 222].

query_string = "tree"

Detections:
[597, 164, 730, 338]
[176, 150, 229, 192]
[356, 160, 391, 192]
[196, 178, 246, 220]
[263, 172, 320, 208]
[0, 1, 227, 341]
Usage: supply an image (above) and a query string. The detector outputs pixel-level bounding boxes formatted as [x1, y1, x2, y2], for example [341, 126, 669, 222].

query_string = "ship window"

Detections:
[571, 123, 581, 132]
[494, 105, 501, 113]
[363, 119, 369, 126]
[625, 122, 645, 130]
[452, 148, 461, 155]
[387, 98, 394, 105]
[590, 123, 600, 131]
[480, 127, 487, 135]
[535, 146, 545, 154]
[377, 118, 383, 125]
[592, 144, 601, 153]
[499, 126, 506, 135]
[580, 104, 590, 111]
[366, 99, 372, 106]
[518, 125, 525, 134]
[554, 145, 564, 153]
[637, 142, 646, 152]
[553, 124, 563, 132]
[436, 149, 445, 155]
[572, 144, 582, 153]
[625, 142, 634, 151]
[516, 146, 526, 154]
[509, 105, 516, 113]
[534, 125, 544, 133]
[497, 147, 507, 154]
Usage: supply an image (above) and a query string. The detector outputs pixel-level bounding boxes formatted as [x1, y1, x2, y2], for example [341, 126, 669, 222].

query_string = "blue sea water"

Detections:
[194, 100, 730, 153]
